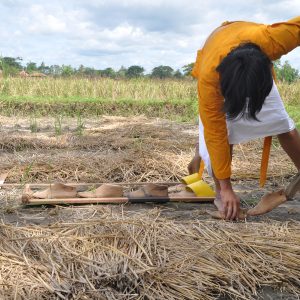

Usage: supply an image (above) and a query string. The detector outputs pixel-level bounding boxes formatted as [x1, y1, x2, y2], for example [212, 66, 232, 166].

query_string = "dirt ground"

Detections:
[0, 115, 299, 299]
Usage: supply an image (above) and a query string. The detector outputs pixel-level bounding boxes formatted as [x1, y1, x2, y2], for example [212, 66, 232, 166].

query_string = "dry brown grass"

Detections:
[0, 207, 299, 299]
[0, 77, 196, 100]
[0, 117, 193, 184]
[0, 116, 295, 185]
[0, 116, 298, 299]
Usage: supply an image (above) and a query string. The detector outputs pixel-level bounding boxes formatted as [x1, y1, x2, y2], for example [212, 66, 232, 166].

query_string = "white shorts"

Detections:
[199, 82, 295, 176]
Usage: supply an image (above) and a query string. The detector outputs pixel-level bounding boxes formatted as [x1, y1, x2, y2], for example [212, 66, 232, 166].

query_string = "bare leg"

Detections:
[248, 129, 300, 216]
[277, 129, 300, 171]
[187, 142, 201, 174]
[247, 190, 287, 216]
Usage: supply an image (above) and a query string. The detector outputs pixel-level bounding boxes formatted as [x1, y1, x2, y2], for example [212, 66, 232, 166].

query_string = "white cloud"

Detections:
[0, 0, 299, 72]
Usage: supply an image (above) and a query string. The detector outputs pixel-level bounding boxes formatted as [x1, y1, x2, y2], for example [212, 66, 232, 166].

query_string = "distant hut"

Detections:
[19, 70, 29, 77]
[29, 72, 47, 78]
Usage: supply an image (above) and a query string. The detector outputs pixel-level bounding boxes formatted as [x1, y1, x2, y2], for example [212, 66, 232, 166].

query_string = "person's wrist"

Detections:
[219, 178, 233, 192]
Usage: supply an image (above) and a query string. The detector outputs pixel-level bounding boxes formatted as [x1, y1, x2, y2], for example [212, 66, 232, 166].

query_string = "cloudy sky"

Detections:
[1, 0, 300, 72]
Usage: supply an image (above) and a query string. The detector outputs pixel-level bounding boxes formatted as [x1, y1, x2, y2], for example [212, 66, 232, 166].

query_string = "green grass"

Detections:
[278, 81, 300, 129]
[0, 77, 299, 126]
[286, 104, 300, 129]
[0, 94, 199, 122]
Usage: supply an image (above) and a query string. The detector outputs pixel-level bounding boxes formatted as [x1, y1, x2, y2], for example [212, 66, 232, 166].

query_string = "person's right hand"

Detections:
[219, 179, 240, 220]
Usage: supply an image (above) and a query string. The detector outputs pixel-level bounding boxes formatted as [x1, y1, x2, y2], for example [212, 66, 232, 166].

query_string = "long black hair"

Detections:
[216, 43, 273, 121]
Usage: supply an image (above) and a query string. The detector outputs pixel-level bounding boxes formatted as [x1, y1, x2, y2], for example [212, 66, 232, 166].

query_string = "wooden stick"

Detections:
[198, 160, 205, 178]
[2, 181, 180, 189]
[259, 136, 272, 187]
[23, 196, 214, 206]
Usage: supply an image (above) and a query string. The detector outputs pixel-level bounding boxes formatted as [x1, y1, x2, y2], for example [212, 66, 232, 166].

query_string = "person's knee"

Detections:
[278, 129, 299, 140]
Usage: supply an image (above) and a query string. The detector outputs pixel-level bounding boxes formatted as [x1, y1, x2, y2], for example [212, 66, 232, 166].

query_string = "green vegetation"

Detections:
[54, 115, 64, 136]
[126, 65, 145, 78]
[29, 114, 38, 133]
[1, 55, 299, 83]
[0, 77, 298, 127]
[286, 105, 300, 129]
[274, 60, 299, 83]
[277, 81, 300, 129]
[0, 77, 198, 121]
[0, 56, 186, 79]
[0, 57, 23, 76]
[151, 66, 175, 79]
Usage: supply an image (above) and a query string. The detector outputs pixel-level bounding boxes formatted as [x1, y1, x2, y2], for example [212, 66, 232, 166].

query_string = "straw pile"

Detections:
[0, 207, 299, 299]
[0, 116, 296, 185]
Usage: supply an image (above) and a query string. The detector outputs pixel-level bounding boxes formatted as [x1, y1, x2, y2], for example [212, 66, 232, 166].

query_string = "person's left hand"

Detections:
[219, 178, 240, 220]
[220, 188, 240, 220]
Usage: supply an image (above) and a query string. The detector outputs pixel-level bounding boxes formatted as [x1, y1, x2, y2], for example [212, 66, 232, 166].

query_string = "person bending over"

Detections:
[189, 17, 300, 220]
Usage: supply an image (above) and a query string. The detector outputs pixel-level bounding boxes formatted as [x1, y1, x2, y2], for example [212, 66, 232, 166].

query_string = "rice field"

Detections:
[0, 77, 299, 126]
[0, 77, 196, 100]
[0, 77, 299, 299]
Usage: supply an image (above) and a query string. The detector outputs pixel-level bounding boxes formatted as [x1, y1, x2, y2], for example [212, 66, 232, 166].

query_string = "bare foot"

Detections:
[247, 190, 287, 216]
[33, 183, 77, 199]
[78, 184, 123, 198]
[214, 196, 224, 212]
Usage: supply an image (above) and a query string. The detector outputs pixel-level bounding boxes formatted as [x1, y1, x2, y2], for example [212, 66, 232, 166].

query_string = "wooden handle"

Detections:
[198, 160, 205, 178]
[23, 196, 214, 206]
[259, 136, 272, 187]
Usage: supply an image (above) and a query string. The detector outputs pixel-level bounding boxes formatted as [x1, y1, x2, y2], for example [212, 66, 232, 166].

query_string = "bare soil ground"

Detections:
[0, 115, 299, 299]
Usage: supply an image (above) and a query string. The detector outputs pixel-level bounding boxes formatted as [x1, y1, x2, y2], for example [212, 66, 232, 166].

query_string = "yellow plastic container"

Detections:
[186, 180, 215, 197]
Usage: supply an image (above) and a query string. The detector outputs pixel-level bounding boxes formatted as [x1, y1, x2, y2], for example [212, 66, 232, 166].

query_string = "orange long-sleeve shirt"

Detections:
[192, 16, 300, 179]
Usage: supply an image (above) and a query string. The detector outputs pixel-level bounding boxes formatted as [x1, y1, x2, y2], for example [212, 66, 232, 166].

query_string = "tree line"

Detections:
[0, 56, 298, 82]
[0, 56, 193, 79]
